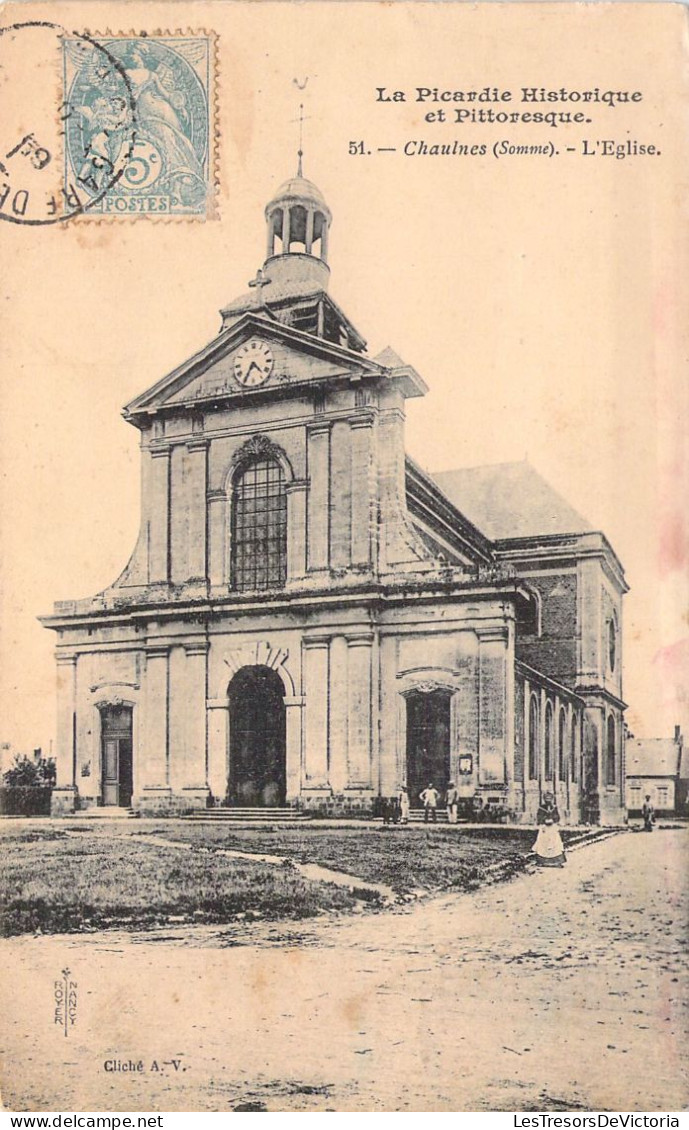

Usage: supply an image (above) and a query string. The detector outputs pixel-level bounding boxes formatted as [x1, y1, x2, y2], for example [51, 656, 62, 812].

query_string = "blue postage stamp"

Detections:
[62, 34, 216, 218]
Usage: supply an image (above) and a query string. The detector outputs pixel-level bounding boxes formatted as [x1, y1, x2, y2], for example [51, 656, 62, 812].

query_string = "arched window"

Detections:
[606, 714, 616, 785]
[558, 708, 567, 781]
[231, 456, 287, 592]
[528, 695, 539, 780]
[544, 702, 554, 780]
[608, 617, 617, 672]
[571, 714, 579, 782]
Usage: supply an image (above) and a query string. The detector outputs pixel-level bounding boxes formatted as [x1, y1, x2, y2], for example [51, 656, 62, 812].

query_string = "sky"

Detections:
[1, 1, 687, 756]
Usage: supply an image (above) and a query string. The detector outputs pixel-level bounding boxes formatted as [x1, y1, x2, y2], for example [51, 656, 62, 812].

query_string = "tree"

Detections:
[3, 754, 56, 788]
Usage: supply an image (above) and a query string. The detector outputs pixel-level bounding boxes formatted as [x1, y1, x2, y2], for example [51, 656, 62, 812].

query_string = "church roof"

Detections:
[431, 460, 593, 541]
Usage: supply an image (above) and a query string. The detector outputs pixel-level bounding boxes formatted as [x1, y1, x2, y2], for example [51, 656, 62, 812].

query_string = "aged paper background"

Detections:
[1, 0, 687, 1113]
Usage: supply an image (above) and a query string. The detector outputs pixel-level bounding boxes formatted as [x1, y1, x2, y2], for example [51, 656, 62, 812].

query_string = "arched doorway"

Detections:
[405, 689, 452, 808]
[228, 666, 286, 806]
[100, 704, 133, 807]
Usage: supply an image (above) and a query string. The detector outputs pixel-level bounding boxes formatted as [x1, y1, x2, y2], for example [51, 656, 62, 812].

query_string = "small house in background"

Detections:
[625, 726, 685, 816]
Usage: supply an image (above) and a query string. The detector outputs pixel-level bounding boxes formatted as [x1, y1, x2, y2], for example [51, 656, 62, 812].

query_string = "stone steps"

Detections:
[71, 806, 139, 819]
[403, 810, 450, 824]
[183, 807, 311, 825]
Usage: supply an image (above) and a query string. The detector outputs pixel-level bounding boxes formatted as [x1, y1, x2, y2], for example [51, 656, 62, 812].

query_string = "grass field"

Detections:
[0, 828, 375, 936]
[129, 823, 537, 894]
[0, 821, 551, 936]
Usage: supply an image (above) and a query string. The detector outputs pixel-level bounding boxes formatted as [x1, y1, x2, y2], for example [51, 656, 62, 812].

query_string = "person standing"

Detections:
[398, 784, 410, 825]
[641, 794, 655, 832]
[446, 780, 459, 825]
[419, 782, 439, 824]
[532, 793, 566, 866]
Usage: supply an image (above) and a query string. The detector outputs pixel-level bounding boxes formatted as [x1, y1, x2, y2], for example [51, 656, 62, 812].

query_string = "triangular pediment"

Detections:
[124, 314, 385, 422]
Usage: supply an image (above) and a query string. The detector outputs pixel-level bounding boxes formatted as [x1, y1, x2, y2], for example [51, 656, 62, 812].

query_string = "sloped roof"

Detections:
[626, 739, 682, 778]
[431, 460, 593, 541]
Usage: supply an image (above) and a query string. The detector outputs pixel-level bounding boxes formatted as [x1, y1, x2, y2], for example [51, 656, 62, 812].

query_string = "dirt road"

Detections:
[2, 828, 687, 1112]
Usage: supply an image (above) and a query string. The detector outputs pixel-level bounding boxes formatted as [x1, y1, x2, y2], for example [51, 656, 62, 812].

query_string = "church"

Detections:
[43, 164, 628, 825]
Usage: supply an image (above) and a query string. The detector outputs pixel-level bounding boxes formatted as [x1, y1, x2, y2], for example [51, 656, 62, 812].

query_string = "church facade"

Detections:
[43, 170, 628, 825]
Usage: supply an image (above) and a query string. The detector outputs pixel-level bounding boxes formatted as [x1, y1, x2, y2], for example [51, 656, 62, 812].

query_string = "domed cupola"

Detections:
[263, 166, 332, 294]
[220, 149, 366, 351]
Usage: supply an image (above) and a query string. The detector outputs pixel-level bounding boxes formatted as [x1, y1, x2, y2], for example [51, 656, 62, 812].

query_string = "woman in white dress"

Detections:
[533, 793, 566, 866]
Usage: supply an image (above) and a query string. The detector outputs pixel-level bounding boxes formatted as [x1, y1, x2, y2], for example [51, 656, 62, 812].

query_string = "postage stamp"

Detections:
[62, 33, 216, 218]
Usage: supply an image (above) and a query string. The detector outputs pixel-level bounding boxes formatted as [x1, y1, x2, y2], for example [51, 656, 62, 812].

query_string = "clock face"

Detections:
[233, 340, 274, 387]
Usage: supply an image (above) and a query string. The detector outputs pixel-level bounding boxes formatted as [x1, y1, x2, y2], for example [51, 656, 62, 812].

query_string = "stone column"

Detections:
[350, 414, 374, 568]
[187, 439, 208, 582]
[207, 489, 227, 588]
[286, 479, 308, 582]
[307, 422, 330, 572]
[149, 447, 170, 584]
[305, 209, 314, 254]
[181, 642, 209, 806]
[207, 699, 228, 804]
[52, 653, 78, 813]
[328, 635, 348, 793]
[302, 637, 329, 787]
[138, 646, 170, 802]
[347, 634, 373, 788]
[284, 697, 304, 801]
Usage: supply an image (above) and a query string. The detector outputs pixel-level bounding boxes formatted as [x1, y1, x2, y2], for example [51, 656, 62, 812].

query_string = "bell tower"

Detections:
[219, 117, 365, 351]
[263, 171, 332, 296]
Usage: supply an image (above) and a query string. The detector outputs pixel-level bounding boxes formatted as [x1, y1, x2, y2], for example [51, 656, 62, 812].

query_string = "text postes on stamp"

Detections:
[63, 34, 215, 219]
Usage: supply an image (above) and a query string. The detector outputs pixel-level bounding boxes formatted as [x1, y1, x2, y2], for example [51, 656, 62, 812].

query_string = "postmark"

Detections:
[0, 21, 138, 224]
[63, 34, 217, 218]
[0, 23, 216, 224]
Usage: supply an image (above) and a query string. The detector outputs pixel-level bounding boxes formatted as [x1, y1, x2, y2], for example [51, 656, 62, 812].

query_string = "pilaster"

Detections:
[350, 414, 374, 568]
[183, 642, 209, 794]
[302, 636, 329, 787]
[378, 636, 399, 795]
[207, 698, 228, 803]
[207, 489, 227, 587]
[330, 420, 352, 569]
[149, 447, 170, 583]
[140, 646, 169, 791]
[55, 653, 77, 789]
[307, 422, 330, 572]
[346, 633, 373, 787]
[286, 479, 308, 581]
[477, 628, 508, 786]
[187, 439, 208, 582]
[328, 635, 348, 792]
[284, 696, 304, 801]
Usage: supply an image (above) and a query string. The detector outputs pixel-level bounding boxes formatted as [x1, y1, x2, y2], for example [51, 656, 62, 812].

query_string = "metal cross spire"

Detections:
[290, 92, 310, 177]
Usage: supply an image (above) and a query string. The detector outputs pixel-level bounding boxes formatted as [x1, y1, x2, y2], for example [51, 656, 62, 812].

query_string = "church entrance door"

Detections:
[228, 666, 286, 806]
[100, 705, 133, 807]
[405, 689, 452, 808]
